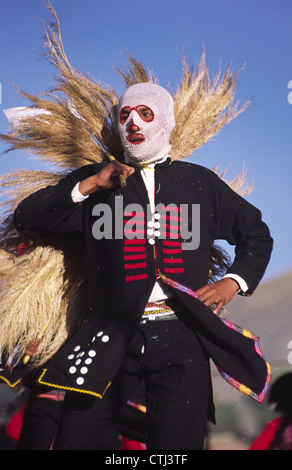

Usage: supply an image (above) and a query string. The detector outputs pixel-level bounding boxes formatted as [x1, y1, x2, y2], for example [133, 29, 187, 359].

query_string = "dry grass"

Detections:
[170, 51, 249, 160]
[0, 244, 85, 367]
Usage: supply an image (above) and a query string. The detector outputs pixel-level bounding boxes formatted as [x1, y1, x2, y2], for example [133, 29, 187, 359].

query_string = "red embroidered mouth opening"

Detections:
[126, 133, 145, 144]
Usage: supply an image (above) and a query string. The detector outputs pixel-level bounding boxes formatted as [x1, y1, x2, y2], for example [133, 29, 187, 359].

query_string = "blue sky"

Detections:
[0, 0, 292, 281]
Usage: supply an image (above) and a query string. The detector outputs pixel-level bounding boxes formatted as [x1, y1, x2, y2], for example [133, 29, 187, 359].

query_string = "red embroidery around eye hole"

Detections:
[119, 105, 155, 124]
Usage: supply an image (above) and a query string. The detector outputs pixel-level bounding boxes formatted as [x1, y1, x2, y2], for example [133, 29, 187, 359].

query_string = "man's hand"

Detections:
[195, 278, 239, 314]
[79, 161, 135, 196]
[24, 339, 42, 358]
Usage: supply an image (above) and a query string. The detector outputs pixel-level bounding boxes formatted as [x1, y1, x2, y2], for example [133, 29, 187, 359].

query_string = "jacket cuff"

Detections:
[222, 273, 252, 296]
[71, 182, 89, 203]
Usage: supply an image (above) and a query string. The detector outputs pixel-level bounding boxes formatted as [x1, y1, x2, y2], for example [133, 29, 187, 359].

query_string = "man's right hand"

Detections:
[79, 161, 135, 196]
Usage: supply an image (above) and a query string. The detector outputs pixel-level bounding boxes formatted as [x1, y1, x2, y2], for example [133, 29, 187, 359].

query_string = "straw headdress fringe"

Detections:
[0, 2, 252, 368]
[169, 52, 250, 160]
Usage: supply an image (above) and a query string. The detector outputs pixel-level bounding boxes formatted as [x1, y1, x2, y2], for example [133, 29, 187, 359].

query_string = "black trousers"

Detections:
[17, 391, 63, 450]
[17, 385, 146, 450]
[53, 317, 211, 450]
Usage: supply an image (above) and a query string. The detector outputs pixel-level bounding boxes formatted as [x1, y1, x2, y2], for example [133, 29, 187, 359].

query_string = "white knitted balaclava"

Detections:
[118, 82, 175, 165]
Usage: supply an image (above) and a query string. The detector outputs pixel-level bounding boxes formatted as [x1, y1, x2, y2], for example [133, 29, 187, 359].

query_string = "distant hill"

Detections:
[210, 270, 292, 406]
[225, 271, 292, 366]
[208, 271, 292, 444]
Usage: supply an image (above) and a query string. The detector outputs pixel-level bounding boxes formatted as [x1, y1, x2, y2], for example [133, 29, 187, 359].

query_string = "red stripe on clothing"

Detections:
[124, 229, 146, 235]
[162, 248, 182, 254]
[124, 239, 146, 245]
[124, 262, 147, 270]
[124, 212, 144, 217]
[124, 220, 145, 225]
[161, 205, 181, 212]
[124, 246, 146, 252]
[126, 274, 148, 282]
[162, 232, 180, 239]
[162, 240, 181, 246]
[124, 254, 146, 260]
[162, 215, 181, 221]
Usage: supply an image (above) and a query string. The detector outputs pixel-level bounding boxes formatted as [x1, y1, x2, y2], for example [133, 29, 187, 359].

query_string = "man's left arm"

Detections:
[196, 176, 273, 314]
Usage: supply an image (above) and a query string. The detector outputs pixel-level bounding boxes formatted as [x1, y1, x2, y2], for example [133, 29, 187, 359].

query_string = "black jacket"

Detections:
[9, 159, 273, 401]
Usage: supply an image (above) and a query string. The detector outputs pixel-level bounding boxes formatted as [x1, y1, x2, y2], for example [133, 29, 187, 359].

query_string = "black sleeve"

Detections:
[13, 163, 101, 241]
[214, 175, 273, 295]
